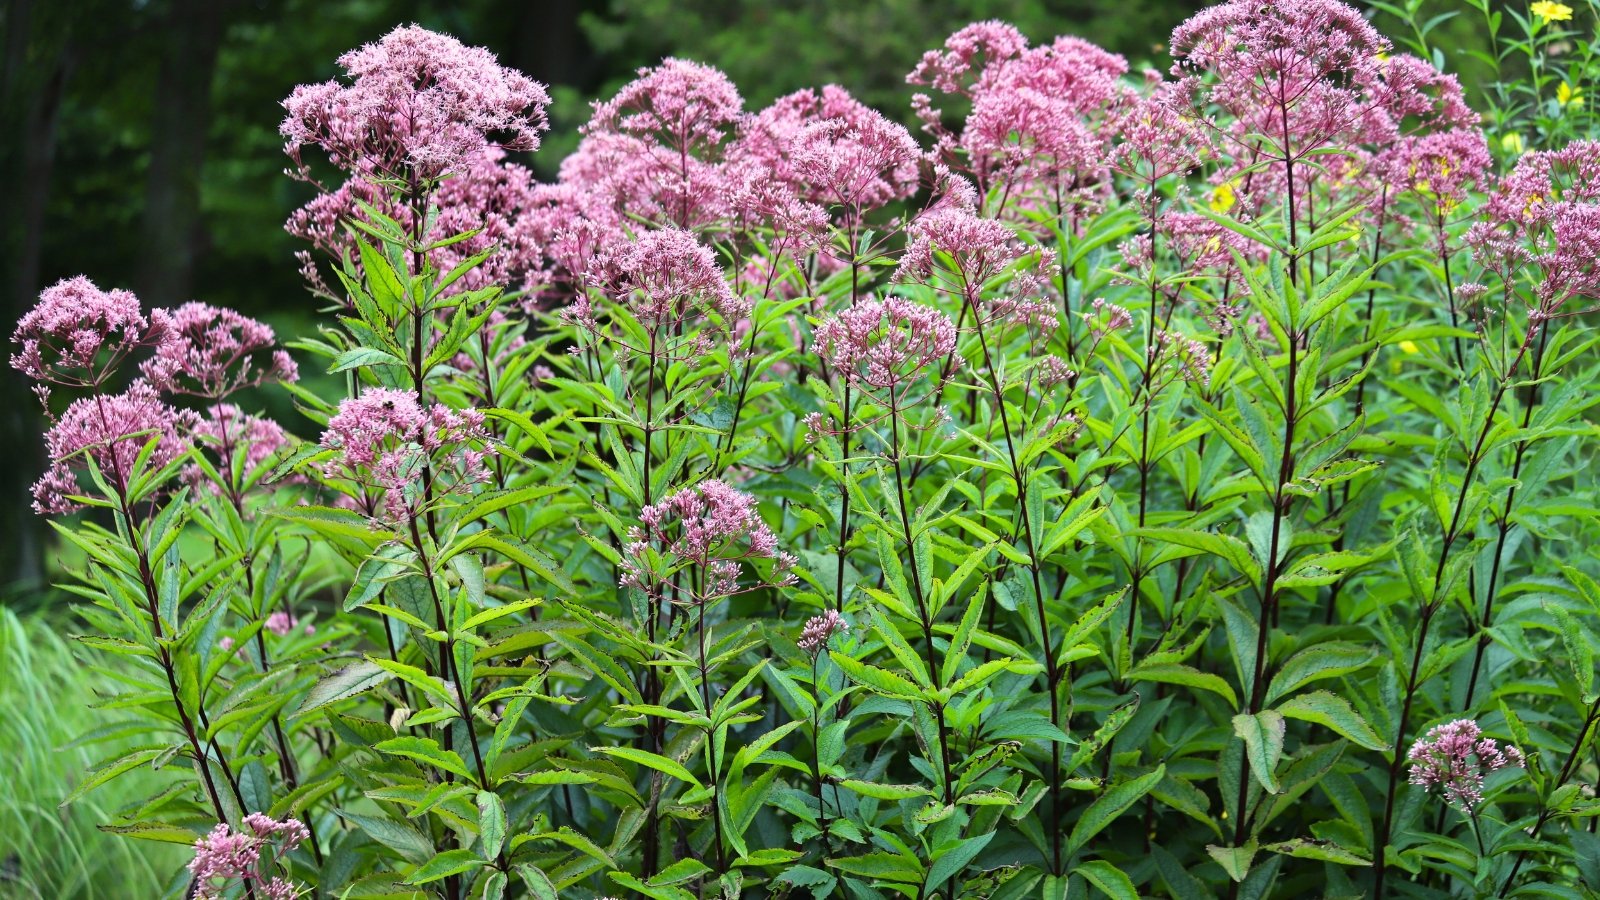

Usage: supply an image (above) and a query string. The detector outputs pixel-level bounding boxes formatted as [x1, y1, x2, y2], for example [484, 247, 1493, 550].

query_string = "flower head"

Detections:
[11, 277, 163, 388]
[319, 388, 491, 523]
[798, 609, 849, 654]
[141, 303, 297, 399]
[32, 382, 197, 515]
[814, 297, 958, 396]
[577, 229, 746, 354]
[1407, 719, 1525, 810]
[189, 814, 308, 900]
[185, 404, 297, 500]
[1532, 1, 1574, 23]
[621, 480, 796, 600]
[281, 25, 550, 183]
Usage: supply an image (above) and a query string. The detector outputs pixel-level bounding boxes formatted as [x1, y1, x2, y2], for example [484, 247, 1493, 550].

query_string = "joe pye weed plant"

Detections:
[13, 1, 1600, 897]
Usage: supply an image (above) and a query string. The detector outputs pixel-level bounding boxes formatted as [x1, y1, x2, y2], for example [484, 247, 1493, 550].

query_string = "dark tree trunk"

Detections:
[137, 0, 229, 306]
[1, 6, 74, 596]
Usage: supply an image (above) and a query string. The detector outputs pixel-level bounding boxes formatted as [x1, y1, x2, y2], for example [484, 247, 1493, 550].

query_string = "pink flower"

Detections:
[281, 25, 550, 183]
[1407, 719, 1525, 811]
[32, 381, 197, 515]
[265, 611, 298, 637]
[185, 404, 297, 499]
[319, 388, 492, 523]
[896, 204, 1026, 287]
[576, 58, 745, 229]
[289, 148, 546, 298]
[576, 229, 746, 353]
[798, 609, 849, 653]
[11, 277, 163, 388]
[189, 814, 308, 900]
[141, 303, 297, 399]
[815, 297, 958, 396]
[620, 480, 795, 599]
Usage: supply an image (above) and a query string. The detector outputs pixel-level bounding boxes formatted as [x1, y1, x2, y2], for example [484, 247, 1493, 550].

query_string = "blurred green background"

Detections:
[0, 0, 1494, 604]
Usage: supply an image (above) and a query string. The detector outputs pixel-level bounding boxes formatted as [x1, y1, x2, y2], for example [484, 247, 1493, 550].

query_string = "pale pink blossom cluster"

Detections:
[10, 276, 165, 388]
[319, 388, 492, 523]
[140, 303, 298, 399]
[189, 813, 308, 900]
[32, 382, 198, 514]
[813, 297, 958, 396]
[1406, 719, 1526, 811]
[912, 22, 1131, 210]
[185, 404, 297, 498]
[620, 479, 796, 600]
[1467, 141, 1600, 311]
[798, 608, 849, 653]
[281, 24, 549, 183]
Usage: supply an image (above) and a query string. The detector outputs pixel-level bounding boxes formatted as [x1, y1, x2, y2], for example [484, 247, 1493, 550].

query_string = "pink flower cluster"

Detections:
[10, 276, 164, 388]
[912, 22, 1131, 211]
[583, 228, 746, 339]
[281, 25, 550, 183]
[185, 404, 297, 498]
[189, 813, 308, 899]
[798, 608, 849, 654]
[32, 382, 198, 514]
[1468, 141, 1600, 311]
[319, 388, 492, 523]
[1406, 718, 1526, 811]
[140, 302, 298, 399]
[621, 479, 796, 600]
[814, 297, 958, 396]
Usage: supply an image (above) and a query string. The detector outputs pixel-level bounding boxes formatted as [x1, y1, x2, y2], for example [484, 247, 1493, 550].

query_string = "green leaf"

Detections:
[406, 849, 484, 885]
[339, 810, 435, 864]
[926, 830, 994, 895]
[1131, 662, 1239, 708]
[825, 852, 923, 883]
[1232, 711, 1286, 794]
[1263, 838, 1371, 866]
[1067, 765, 1166, 855]
[1075, 860, 1139, 900]
[516, 865, 560, 900]
[63, 747, 165, 806]
[1266, 643, 1378, 704]
[330, 346, 405, 373]
[297, 660, 395, 715]
[376, 736, 475, 782]
[1207, 842, 1258, 882]
[95, 821, 198, 844]
[839, 780, 934, 800]
[596, 746, 702, 789]
[828, 651, 925, 701]
[1137, 527, 1261, 583]
[1275, 691, 1388, 751]
[477, 790, 507, 859]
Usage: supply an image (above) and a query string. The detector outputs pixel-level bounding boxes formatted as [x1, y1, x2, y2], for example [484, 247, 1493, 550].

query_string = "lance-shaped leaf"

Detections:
[1233, 711, 1286, 794]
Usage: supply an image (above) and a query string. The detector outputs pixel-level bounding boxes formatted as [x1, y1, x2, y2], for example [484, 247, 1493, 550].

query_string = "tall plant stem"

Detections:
[1496, 695, 1600, 895]
[886, 397, 954, 805]
[405, 517, 491, 791]
[810, 652, 833, 856]
[1463, 329, 1550, 706]
[968, 303, 1061, 873]
[1374, 332, 1536, 898]
[1228, 120, 1299, 900]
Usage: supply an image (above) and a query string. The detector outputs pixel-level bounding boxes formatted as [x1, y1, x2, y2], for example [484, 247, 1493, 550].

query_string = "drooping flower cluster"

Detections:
[140, 303, 298, 399]
[188, 813, 309, 900]
[32, 382, 198, 515]
[798, 608, 849, 654]
[1407, 719, 1526, 811]
[319, 388, 492, 524]
[10, 276, 164, 390]
[620, 479, 796, 601]
[281, 24, 550, 184]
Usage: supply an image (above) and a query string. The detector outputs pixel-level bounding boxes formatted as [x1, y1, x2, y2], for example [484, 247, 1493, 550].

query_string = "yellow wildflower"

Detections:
[1532, 1, 1573, 22]
[1399, 340, 1419, 354]
[1210, 180, 1238, 214]
[1558, 81, 1584, 108]
[1501, 132, 1525, 155]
